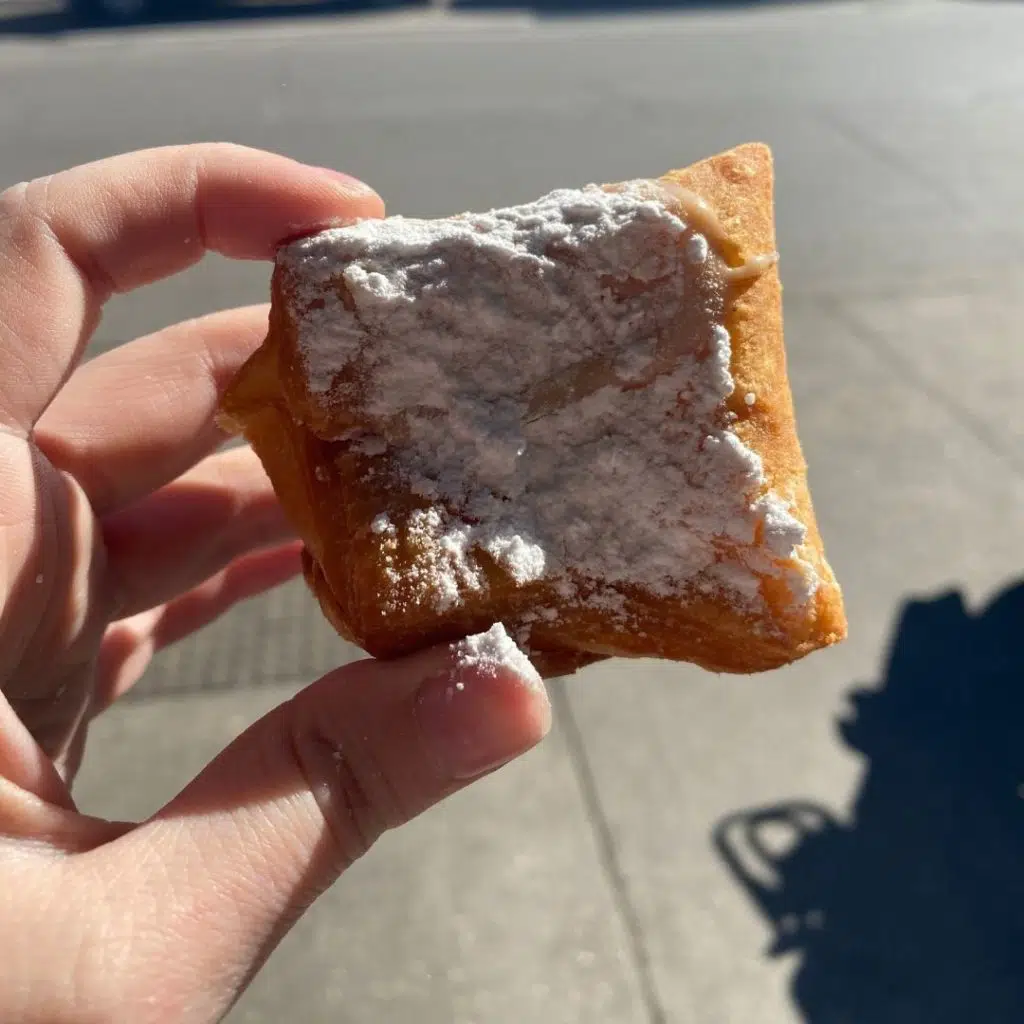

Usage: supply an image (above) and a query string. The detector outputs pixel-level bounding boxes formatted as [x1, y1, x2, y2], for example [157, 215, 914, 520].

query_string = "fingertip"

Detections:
[268, 165, 385, 249]
[415, 626, 551, 781]
[308, 164, 384, 206]
[190, 145, 385, 259]
[288, 157, 385, 222]
[311, 167, 384, 217]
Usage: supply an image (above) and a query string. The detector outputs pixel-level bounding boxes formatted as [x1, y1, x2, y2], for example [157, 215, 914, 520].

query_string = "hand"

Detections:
[0, 143, 550, 1023]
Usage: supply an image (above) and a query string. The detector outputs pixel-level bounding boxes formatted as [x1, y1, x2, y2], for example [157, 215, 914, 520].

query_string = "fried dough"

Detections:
[220, 143, 846, 677]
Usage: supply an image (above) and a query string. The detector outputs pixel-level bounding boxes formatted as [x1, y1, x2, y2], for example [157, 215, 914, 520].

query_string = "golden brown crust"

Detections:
[221, 143, 846, 677]
[660, 143, 846, 664]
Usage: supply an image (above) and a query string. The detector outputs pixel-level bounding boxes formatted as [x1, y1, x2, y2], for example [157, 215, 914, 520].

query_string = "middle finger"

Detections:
[34, 304, 270, 516]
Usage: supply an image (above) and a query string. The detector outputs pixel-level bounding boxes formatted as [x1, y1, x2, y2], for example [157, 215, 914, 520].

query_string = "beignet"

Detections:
[221, 143, 846, 677]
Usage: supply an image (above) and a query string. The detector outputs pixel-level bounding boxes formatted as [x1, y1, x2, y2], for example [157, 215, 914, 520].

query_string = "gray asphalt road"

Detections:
[3, 0, 1024, 342]
[2, 4, 1024, 1023]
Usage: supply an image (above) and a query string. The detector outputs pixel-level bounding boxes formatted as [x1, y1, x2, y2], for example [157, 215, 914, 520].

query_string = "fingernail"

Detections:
[415, 624, 551, 780]
[312, 165, 374, 193]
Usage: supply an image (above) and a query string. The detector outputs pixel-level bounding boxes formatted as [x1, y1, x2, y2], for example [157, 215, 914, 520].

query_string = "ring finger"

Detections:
[34, 304, 270, 516]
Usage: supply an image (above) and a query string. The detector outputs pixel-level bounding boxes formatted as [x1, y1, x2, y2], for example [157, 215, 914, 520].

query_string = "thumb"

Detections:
[114, 624, 549, 1019]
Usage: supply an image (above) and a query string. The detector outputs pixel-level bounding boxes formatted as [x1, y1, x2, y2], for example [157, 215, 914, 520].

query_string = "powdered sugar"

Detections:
[685, 233, 710, 264]
[452, 623, 544, 690]
[483, 533, 547, 584]
[753, 493, 808, 558]
[281, 181, 818, 621]
[401, 509, 483, 613]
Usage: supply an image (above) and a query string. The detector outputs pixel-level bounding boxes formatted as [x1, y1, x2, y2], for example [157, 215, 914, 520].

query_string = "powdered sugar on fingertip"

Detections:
[452, 623, 544, 691]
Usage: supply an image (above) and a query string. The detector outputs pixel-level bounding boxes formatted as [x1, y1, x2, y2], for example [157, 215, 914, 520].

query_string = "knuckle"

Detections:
[0, 176, 49, 236]
[0, 174, 115, 299]
[286, 715, 409, 870]
[0, 178, 29, 217]
[0, 181, 40, 262]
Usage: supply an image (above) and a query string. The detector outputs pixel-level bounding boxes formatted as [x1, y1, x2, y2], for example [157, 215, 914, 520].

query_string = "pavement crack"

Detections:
[824, 297, 1024, 480]
[551, 682, 667, 1024]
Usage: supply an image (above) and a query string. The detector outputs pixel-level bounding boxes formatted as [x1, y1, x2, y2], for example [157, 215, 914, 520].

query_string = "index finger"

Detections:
[0, 143, 383, 432]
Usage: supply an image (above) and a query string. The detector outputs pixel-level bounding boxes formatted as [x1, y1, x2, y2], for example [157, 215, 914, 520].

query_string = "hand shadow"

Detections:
[714, 580, 1024, 1024]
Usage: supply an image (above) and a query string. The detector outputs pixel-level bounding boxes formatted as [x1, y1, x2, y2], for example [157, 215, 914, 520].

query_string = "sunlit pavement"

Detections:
[3, 2, 1024, 1020]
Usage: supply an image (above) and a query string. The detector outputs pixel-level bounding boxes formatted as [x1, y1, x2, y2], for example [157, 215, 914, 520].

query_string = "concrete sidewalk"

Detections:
[4, 1, 1022, 1020]
[74, 275, 1024, 1023]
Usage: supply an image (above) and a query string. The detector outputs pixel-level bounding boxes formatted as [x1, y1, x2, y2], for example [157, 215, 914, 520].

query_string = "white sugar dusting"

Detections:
[283, 182, 818, 621]
[484, 533, 547, 584]
[685, 233, 710, 264]
[404, 509, 483, 613]
[753, 494, 808, 558]
[452, 622, 544, 690]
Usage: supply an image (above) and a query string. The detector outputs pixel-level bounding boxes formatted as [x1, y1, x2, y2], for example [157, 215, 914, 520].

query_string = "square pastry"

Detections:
[221, 143, 846, 677]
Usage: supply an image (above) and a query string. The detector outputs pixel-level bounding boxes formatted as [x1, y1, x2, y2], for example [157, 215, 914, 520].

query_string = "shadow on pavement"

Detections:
[0, 0, 426, 36]
[715, 580, 1024, 1023]
[0, 0, 838, 32]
